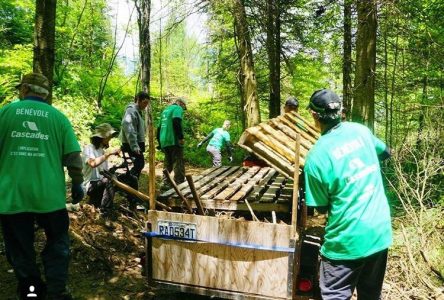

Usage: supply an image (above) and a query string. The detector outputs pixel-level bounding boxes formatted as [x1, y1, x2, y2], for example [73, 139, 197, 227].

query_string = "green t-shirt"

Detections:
[0, 98, 81, 213]
[304, 122, 392, 260]
[159, 104, 184, 148]
[208, 128, 230, 150]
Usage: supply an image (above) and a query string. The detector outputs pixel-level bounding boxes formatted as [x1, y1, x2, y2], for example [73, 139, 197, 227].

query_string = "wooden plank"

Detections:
[162, 198, 291, 212]
[278, 115, 318, 145]
[277, 179, 293, 203]
[259, 176, 286, 203]
[185, 175, 205, 215]
[190, 166, 242, 198]
[259, 123, 309, 157]
[269, 119, 313, 152]
[159, 167, 218, 199]
[246, 128, 298, 166]
[213, 167, 261, 200]
[291, 135, 301, 230]
[247, 169, 278, 202]
[288, 111, 320, 139]
[148, 211, 296, 298]
[241, 137, 295, 178]
[163, 169, 193, 213]
[201, 168, 246, 200]
[230, 167, 271, 201]
[180, 166, 235, 198]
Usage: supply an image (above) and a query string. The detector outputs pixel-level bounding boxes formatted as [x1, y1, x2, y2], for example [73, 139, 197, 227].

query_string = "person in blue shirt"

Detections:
[198, 120, 233, 167]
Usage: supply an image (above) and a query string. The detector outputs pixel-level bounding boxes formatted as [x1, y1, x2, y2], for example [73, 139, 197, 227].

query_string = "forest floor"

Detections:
[0, 164, 443, 299]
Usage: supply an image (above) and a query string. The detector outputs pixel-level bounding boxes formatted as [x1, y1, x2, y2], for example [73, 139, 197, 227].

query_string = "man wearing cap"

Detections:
[157, 97, 187, 185]
[283, 96, 299, 114]
[120, 91, 150, 179]
[197, 120, 234, 167]
[304, 89, 392, 300]
[0, 73, 84, 299]
[82, 123, 120, 217]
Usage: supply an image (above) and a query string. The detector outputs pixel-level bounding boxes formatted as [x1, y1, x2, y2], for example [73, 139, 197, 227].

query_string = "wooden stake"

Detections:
[163, 169, 193, 213]
[146, 100, 156, 210]
[185, 174, 205, 215]
[244, 199, 259, 222]
[291, 134, 301, 231]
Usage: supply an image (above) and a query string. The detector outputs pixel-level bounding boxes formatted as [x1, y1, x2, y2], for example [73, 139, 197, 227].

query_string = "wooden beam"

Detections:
[291, 134, 300, 232]
[108, 173, 171, 211]
[163, 169, 193, 213]
[185, 174, 205, 215]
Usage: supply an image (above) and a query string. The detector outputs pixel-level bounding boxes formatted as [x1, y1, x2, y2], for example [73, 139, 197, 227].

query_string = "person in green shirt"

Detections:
[197, 120, 233, 167]
[304, 89, 392, 300]
[157, 97, 187, 186]
[0, 73, 84, 299]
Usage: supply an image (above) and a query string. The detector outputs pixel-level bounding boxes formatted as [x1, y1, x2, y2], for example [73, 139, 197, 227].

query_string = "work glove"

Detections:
[71, 183, 85, 204]
[228, 156, 233, 162]
[197, 142, 203, 148]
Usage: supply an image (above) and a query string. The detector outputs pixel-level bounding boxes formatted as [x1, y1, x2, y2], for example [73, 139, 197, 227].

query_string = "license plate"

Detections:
[157, 220, 197, 240]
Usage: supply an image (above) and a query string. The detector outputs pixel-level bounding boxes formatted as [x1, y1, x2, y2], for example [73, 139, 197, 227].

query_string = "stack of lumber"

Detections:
[238, 111, 320, 178]
[158, 166, 295, 212]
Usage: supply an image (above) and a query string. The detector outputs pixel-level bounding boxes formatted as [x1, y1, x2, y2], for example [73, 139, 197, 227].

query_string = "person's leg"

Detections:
[356, 249, 388, 300]
[130, 142, 145, 178]
[0, 213, 45, 298]
[173, 146, 185, 184]
[320, 256, 364, 300]
[87, 181, 105, 208]
[207, 146, 222, 167]
[162, 146, 175, 185]
[121, 143, 144, 179]
[99, 177, 115, 213]
[36, 209, 70, 297]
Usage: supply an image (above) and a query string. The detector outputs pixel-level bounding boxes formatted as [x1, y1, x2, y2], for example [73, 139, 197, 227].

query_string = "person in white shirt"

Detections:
[82, 123, 120, 216]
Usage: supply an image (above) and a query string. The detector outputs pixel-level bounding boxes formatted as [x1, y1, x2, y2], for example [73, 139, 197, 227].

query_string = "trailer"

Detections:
[144, 112, 323, 299]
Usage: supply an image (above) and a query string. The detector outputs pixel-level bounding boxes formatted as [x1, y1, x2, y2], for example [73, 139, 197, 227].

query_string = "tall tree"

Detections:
[342, 0, 352, 117]
[352, 0, 377, 131]
[34, 0, 57, 103]
[267, 0, 281, 118]
[232, 0, 260, 128]
[135, 0, 155, 208]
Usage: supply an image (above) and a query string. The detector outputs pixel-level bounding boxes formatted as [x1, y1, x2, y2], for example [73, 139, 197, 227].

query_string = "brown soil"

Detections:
[0, 166, 212, 300]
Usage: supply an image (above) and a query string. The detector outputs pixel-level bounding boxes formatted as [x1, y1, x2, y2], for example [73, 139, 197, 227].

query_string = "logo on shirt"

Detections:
[23, 121, 39, 131]
[11, 120, 49, 140]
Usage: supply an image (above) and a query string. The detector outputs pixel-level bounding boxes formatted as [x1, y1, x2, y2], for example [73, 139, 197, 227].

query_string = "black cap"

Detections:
[307, 89, 342, 113]
[285, 97, 299, 108]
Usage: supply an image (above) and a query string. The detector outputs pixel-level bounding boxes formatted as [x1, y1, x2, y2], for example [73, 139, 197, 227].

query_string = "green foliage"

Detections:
[0, 0, 33, 47]
[0, 44, 33, 105]
[52, 94, 97, 143]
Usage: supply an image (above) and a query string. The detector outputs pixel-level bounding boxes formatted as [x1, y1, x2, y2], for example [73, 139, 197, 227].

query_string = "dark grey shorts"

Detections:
[320, 249, 388, 300]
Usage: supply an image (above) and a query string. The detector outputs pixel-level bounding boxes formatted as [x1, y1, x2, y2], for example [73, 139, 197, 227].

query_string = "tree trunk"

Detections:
[136, 0, 155, 209]
[352, 0, 377, 131]
[342, 0, 352, 118]
[34, 0, 57, 104]
[267, 0, 281, 118]
[232, 0, 261, 128]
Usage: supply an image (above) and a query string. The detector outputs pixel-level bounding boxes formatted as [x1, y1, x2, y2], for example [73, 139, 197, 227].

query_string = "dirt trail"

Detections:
[0, 166, 211, 299]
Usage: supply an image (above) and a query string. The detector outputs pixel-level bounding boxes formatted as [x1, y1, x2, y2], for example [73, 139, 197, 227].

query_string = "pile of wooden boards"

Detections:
[238, 111, 320, 178]
[158, 166, 297, 212]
